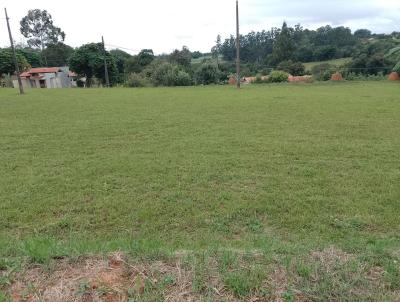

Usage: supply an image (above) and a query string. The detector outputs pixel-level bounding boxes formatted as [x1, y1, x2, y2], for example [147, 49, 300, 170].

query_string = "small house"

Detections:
[13, 67, 74, 89]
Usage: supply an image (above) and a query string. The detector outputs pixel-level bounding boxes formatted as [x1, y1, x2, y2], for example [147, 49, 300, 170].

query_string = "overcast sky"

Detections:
[1, 0, 399, 54]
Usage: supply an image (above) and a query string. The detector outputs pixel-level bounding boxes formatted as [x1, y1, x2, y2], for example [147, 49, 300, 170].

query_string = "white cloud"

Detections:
[1, 0, 399, 54]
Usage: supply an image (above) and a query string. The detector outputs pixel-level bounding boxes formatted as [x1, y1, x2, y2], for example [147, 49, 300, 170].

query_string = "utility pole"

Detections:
[102, 36, 110, 87]
[236, 0, 240, 89]
[5, 8, 24, 94]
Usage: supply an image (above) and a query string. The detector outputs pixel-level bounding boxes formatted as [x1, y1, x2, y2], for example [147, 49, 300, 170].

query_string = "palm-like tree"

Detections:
[387, 46, 400, 72]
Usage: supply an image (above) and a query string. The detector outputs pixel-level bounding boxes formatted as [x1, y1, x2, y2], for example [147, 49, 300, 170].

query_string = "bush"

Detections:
[344, 71, 387, 81]
[195, 62, 225, 85]
[174, 70, 192, 86]
[268, 70, 289, 83]
[347, 54, 393, 75]
[125, 73, 149, 87]
[0, 74, 13, 87]
[253, 75, 269, 84]
[145, 62, 192, 87]
[311, 63, 336, 81]
[277, 60, 305, 76]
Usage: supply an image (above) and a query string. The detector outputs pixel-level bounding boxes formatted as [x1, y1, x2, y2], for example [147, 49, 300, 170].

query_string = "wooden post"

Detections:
[236, 0, 240, 89]
[102, 36, 110, 87]
[5, 8, 24, 94]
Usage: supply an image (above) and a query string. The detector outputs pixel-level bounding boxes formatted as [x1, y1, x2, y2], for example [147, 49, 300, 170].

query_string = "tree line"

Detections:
[213, 22, 400, 76]
[1, 9, 400, 87]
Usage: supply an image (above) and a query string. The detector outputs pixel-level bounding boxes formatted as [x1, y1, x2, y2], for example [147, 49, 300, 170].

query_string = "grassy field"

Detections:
[1, 82, 400, 301]
[304, 58, 352, 71]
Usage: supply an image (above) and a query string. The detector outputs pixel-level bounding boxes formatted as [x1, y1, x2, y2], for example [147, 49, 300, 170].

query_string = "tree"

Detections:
[69, 43, 118, 87]
[387, 46, 400, 72]
[354, 29, 372, 39]
[277, 60, 305, 76]
[169, 47, 192, 68]
[144, 61, 192, 86]
[20, 9, 65, 50]
[195, 62, 224, 85]
[0, 48, 30, 75]
[16, 47, 42, 67]
[269, 22, 295, 65]
[314, 45, 337, 61]
[125, 49, 155, 74]
[137, 49, 155, 67]
[191, 51, 203, 59]
[349, 38, 397, 75]
[347, 54, 392, 75]
[211, 35, 222, 65]
[110, 49, 132, 82]
[41, 43, 73, 67]
[220, 35, 236, 61]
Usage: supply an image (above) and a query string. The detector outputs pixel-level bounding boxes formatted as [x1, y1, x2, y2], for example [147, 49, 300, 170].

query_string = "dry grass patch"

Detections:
[2, 247, 400, 301]
[6, 253, 238, 302]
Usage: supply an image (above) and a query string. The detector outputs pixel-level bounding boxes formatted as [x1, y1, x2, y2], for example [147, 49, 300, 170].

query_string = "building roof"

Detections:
[30, 67, 61, 73]
[20, 67, 62, 78]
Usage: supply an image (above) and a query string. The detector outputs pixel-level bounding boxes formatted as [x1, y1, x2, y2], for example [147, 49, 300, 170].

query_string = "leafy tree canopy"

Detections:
[110, 49, 132, 75]
[354, 29, 372, 39]
[41, 43, 74, 67]
[20, 9, 65, 50]
[269, 22, 295, 65]
[386, 46, 400, 72]
[276, 60, 305, 76]
[0, 48, 31, 75]
[169, 47, 192, 68]
[125, 49, 155, 74]
[15, 47, 42, 68]
[69, 43, 118, 87]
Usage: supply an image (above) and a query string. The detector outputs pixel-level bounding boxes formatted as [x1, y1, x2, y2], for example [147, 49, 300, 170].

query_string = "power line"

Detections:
[104, 44, 141, 54]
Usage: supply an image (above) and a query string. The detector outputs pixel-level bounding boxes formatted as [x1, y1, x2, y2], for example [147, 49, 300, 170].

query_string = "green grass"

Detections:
[304, 57, 352, 71]
[1, 82, 400, 300]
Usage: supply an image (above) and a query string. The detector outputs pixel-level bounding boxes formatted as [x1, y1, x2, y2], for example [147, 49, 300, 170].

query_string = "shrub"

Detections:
[347, 54, 393, 75]
[268, 70, 289, 83]
[149, 62, 175, 86]
[345, 71, 388, 81]
[195, 62, 224, 85]
[253, 75, 269, 84]
[311, 63, 335, 81]
[174, 70, 192, 86]
[277, 60, 305, 76]
[145, 62, 192, 87]
[125, 73, 148, 87]
[0, 74, 13, 87]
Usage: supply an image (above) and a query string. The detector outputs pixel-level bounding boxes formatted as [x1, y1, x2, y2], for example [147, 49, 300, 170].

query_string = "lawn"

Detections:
[1, 82, 400, 301]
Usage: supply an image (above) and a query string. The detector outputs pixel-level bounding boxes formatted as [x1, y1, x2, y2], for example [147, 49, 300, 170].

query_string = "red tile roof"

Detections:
[29, 67, 61, 73]
[20, 71, 31, 77]
[20, 67, 62, 78]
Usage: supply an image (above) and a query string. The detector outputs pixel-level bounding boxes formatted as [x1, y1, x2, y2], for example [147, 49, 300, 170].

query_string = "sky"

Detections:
[1, 0, 399, 54]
